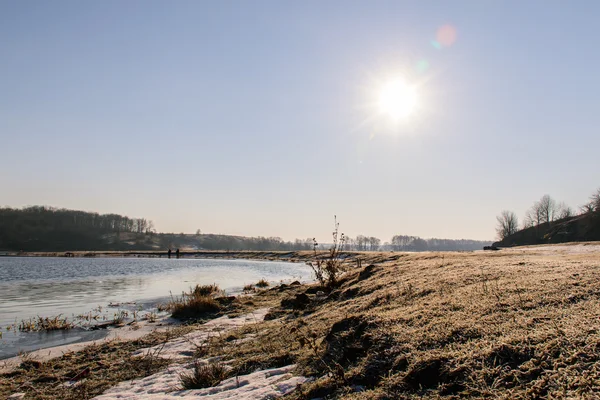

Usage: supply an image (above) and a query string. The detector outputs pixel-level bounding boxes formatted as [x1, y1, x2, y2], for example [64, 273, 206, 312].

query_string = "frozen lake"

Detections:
[0, 256, 312, 359]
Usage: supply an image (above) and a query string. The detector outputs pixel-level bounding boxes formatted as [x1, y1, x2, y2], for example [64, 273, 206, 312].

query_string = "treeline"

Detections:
[340, 235, 488, 252]
[0, 206, 316, 252]
[0, 206, 156, 251]
[156, 233, 314, 252]
[0, 206, 490, 252]
[0, 206, 155, 234]
[495, 187, 600, 244]
[386, 235, 489, 251]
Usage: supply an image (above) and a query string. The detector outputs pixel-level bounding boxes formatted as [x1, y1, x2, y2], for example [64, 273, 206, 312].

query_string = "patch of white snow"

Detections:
[132, 309, 269, 360]
[93, 364, 309, 399]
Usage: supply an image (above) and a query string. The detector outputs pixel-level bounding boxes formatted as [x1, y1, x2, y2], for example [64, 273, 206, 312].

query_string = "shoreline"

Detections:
[0, 250, 315, 260]
[0, 267, 313, 366]
[0, 315, 180, 373]
[0, 279, 311, 399]
[5, 245, 600, 398]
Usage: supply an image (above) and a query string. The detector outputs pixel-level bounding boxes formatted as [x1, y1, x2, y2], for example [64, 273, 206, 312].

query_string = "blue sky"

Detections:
[1, 1, 599, 241]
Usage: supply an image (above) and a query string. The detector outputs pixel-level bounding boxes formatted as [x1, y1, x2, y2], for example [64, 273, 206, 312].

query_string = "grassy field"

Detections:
[201, 244, 600, 398]
[3, 243, 600, 399]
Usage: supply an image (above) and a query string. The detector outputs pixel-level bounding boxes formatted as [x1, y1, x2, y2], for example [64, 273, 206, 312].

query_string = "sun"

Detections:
[377, 78, 418, 120]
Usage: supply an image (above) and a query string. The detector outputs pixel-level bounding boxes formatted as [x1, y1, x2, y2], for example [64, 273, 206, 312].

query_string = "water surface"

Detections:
[0, 256, 312, 359]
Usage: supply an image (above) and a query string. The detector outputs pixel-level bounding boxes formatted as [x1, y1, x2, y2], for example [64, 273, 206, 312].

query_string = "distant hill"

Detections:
[0, 206, 490, 252]
[0, 206, 314, 252]
[494, 212, 600, 247]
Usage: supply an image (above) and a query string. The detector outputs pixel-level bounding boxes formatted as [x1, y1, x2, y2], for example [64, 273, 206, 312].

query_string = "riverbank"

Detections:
[0, 315, 180, 373]
[3, 244, 600, 398]
[0, 256, 313, 361]
[0, 250, 375, 264]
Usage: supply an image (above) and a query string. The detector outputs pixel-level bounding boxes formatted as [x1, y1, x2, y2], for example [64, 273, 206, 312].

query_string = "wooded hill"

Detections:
[0, 207, 315, 252]
[0, 206, 489, 252]
[493, 212, 600, 247]
[494, 188, 600, 247]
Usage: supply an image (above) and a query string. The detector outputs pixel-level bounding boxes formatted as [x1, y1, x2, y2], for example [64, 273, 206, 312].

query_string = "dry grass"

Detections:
[179, 360, 229, 389]
[0, 326, 195, 399]
[197, 246, 600, 399]
[191, 284, 222, 297]
[17, 315, 75, 332]
[255, 278, 270, 288]
[5, 245, 600, 399]
[162, 285, 225, 320]
[169, 296, 222, 320]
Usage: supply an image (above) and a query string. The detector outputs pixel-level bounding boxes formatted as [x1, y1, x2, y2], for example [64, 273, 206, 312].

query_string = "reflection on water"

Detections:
[0, 257, 312, 359]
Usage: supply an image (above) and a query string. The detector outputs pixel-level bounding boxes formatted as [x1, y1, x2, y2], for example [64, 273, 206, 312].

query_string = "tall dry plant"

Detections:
[308, 216, 347, 288]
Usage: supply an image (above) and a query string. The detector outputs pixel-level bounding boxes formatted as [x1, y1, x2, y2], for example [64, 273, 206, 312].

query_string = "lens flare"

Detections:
[416, 59, 430, 73]
[436, 24, 457, 47]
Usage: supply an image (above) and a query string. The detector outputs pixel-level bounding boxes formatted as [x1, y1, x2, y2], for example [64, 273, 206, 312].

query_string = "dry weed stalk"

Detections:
[308, 216, 347, 288]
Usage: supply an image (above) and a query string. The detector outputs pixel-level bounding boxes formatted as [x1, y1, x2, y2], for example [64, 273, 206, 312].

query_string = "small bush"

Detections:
[243, 284, 255, 292]
[180, 361, 229, 389]
[256, 279, 270, 288]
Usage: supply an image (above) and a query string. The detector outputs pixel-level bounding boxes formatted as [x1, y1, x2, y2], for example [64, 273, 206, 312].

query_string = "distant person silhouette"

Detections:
[176, 248, 180, 259]
[168, 249, 172, 259]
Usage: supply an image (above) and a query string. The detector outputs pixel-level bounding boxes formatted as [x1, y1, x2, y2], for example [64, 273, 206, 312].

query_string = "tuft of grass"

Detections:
[255, 279, 270, 288]
[170, 295, 221, 320]
[243, 284, 255, 292]
[18, 315, 75, 332]
[192, 284, 221, 297]
[164, 285, 224, 319]
[179, 361, 229, 389]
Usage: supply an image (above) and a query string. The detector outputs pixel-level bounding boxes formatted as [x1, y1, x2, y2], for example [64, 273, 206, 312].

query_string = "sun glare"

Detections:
[378, 78, 417, 120]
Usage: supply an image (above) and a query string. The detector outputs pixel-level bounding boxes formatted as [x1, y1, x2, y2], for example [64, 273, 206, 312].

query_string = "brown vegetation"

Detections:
[0, 327, 194, 399]
[179, 360, 229, 389]
[197, 245, 600, 398]
[163, 285, 224, 320]
[4, 245, 600, 399]
[255, 279, 270, 288]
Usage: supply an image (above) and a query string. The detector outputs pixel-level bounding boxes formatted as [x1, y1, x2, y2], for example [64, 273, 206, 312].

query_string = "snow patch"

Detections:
[93, 364, 308, 399]
[0, 316, 177, 374]
[132, 309, 269, 360]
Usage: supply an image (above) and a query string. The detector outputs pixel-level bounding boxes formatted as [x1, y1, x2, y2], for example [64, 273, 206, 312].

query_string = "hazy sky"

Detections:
[2, 1, 599, 242]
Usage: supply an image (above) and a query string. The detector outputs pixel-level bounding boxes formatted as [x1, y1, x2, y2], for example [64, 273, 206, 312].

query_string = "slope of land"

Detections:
[3, 244, 600, 399]
[494, 211, 600, 247]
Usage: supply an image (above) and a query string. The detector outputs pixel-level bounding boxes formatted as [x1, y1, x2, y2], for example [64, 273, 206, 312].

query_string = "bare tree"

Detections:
[590, 188, 600, 213]
[345, 236, 356, 251]
[368, 237, 381, 251]
[356, 235, 368, 251]
[496, 210, 519, 240]
[580, 202, 596, 214]
[556, 202, 574, 220]
[538, 194, 558, 225]
[146, 220, 155, 235]
[579, 188, 600, 214]
[524, 201, 543, 229]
